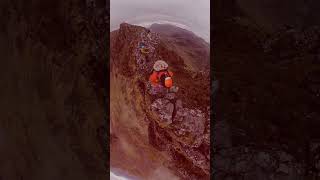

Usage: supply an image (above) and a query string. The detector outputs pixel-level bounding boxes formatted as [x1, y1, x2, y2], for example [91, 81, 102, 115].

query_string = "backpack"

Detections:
[158, 71, 173, 88]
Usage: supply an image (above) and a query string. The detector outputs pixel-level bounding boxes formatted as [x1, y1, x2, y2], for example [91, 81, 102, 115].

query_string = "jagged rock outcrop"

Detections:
[151, 98, 175, 126]
[111, 23, 210, 180]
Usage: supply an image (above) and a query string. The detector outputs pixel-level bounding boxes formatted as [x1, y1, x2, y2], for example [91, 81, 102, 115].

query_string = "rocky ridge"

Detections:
[110, 23, 210, 180]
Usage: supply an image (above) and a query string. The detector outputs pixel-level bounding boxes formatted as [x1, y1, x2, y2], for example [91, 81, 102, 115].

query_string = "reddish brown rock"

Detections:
[111, 23, 210, 179]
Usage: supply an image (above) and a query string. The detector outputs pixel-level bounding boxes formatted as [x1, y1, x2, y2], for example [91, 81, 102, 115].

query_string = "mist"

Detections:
[110, 0, 210, 42]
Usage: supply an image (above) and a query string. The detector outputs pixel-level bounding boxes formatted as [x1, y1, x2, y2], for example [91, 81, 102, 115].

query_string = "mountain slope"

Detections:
[150, 23, 210, 72]
[110, 23, 210, 180]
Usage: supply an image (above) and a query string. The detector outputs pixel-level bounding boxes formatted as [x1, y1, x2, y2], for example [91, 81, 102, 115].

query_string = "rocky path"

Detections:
[134, 30, 160, 71]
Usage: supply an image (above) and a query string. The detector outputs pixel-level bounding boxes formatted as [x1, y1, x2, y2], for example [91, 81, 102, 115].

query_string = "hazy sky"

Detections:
[110, 0, 210, 42]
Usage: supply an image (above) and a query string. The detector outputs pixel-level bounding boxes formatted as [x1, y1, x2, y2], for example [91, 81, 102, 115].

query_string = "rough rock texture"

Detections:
[111, 23, 210, 180]
[151, 99, 174, 127]
[236, 0, 320, 32]
[0, 0, 108, 179]
[213, 1, 320, 179]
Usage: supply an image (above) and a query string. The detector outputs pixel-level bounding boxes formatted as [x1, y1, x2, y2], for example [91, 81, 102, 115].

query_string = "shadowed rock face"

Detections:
[110, 23, 210, 180]
[236, 0, 320, 31]
[213, 1, 320, 179]
[0, 0, 108, 179]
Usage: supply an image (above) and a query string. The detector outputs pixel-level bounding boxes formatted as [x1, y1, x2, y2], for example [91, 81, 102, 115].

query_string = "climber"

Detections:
[139, 42, 150, 54]
[149, 60, 178, 95]
[141, 47, 150, 54]
[146, 29, 152, 40]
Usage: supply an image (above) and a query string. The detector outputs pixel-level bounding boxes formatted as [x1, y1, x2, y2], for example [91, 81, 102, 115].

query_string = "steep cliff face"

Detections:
[110, 23, 210, 180]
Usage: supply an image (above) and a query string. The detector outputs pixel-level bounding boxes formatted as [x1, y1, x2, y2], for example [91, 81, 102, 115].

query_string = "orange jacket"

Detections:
[149, 70, 173, 86]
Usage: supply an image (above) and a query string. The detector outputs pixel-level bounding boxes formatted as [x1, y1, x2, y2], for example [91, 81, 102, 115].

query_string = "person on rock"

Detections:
[149, 60, 179, 95]
[139, 42, 149, 54]
[146, 29, 152, 40]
